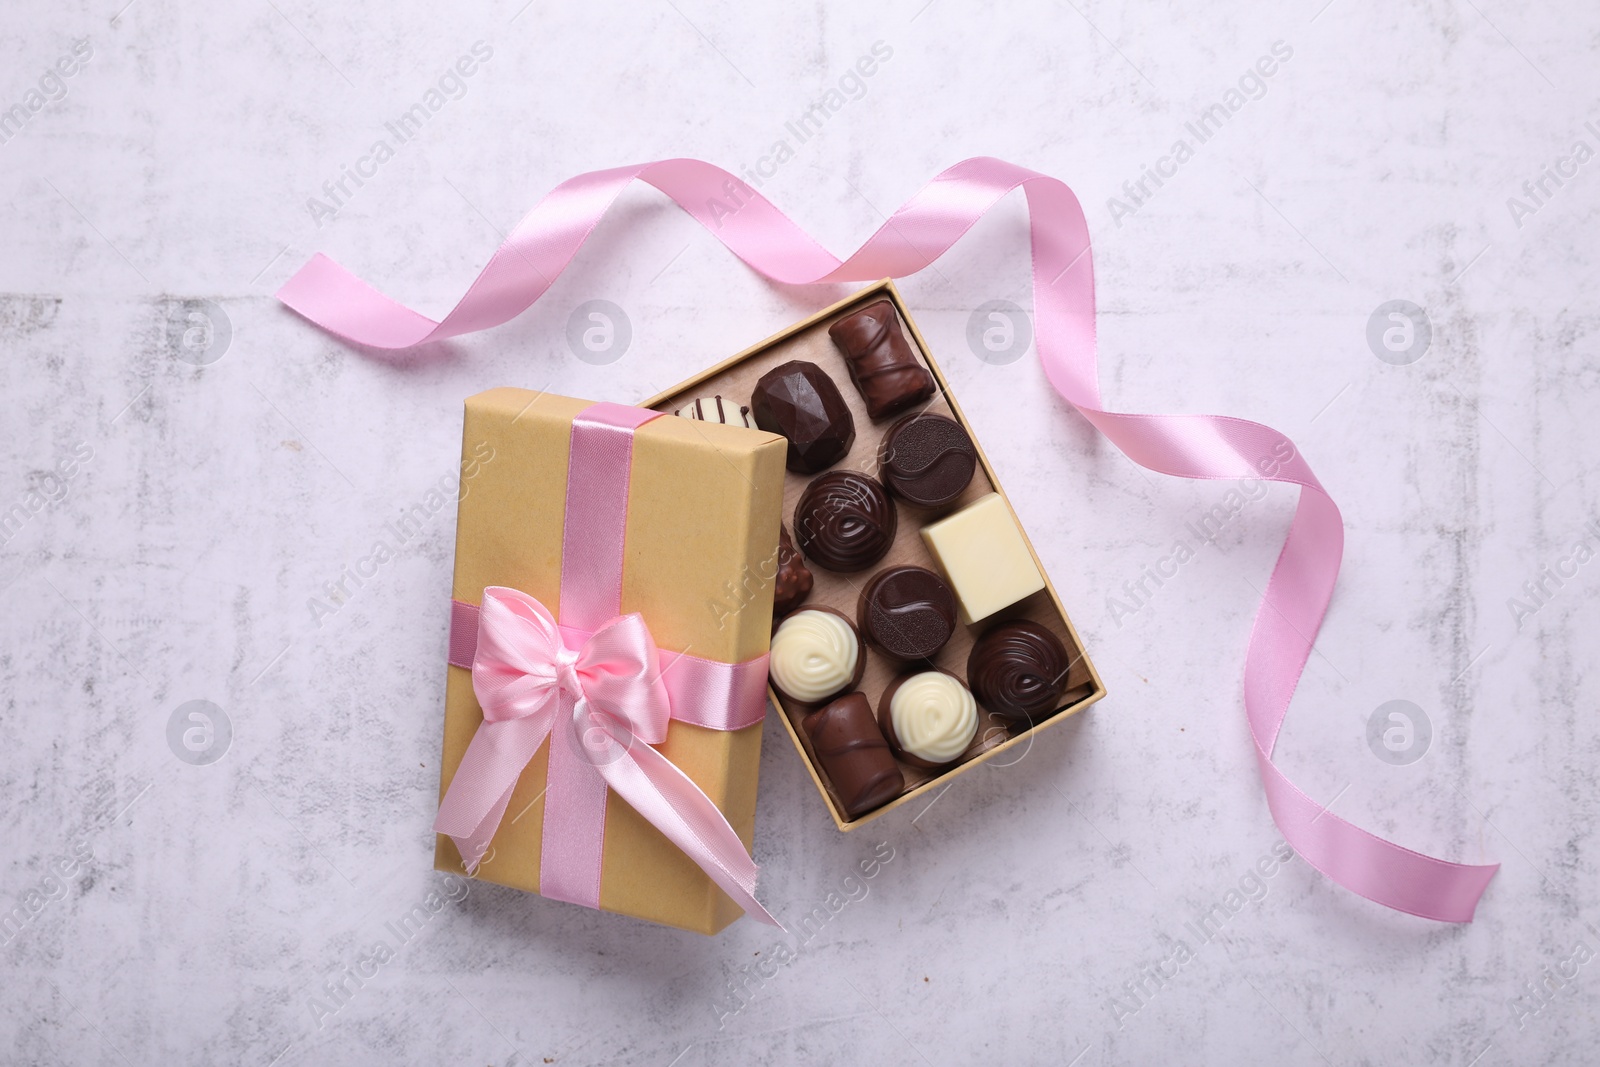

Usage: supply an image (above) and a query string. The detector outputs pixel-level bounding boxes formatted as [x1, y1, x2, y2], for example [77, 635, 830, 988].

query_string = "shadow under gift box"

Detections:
[434, 388, 787, 935]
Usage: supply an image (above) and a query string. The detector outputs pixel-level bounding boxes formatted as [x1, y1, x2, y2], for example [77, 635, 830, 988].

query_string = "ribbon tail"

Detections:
[596, 740, 782, 928]
[1242, 482, 1500, 921]
[434, 713, 555, 873]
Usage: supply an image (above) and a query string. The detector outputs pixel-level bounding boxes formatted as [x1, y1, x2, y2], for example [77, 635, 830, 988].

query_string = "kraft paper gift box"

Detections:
[433, 388, 786, 935]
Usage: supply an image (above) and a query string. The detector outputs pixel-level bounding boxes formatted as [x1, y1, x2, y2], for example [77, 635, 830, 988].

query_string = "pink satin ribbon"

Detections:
[285, 157, 1498, 922]
[448, 601, 771, 733]
[434, 403, 778, 925]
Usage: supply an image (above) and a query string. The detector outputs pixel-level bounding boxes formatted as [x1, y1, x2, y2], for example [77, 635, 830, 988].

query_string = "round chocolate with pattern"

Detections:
[879, 412, 977, 509]
[967, 620, 1071, 726]
[768, 606, 863, 705]
[794, 471, 897, 572]
[856, 565, 956, 660]
[878, 670, 979, 769]
[673, 394, 752, 427]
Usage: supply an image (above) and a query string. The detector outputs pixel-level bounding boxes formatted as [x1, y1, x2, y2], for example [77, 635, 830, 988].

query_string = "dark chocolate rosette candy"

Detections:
[793, 470, 897, 572]
[966, 620, 1071, 726]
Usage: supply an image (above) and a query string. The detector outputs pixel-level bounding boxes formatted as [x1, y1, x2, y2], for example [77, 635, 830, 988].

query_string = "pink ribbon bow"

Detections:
[283, 157, 1499, 923]
[436, 586, 778, 926]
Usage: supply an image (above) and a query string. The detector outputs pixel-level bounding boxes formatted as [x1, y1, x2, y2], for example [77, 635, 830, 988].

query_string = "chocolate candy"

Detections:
[769, 607, 863, 705]
[803, 692, 905, 817]
[879, 413, 977, 509]
[878, 670, 978, 769]
[750, 360, 856, 473]
[967, 620, 1072, 726]
[828, 301, 936, 420]
[794, 471, 897, 572]
[856, 565, 956, 660]
[773, 525, 813, 617]
[921, 493, 1046, 622]
[674, 394, 751, 427]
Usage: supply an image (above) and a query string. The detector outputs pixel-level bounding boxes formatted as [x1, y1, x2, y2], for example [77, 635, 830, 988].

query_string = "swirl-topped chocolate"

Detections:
[794, 471, 897, 572]
[879, 670, 978, 768]
[769, 607, 862, 704]
[967, 620, 1071, 726]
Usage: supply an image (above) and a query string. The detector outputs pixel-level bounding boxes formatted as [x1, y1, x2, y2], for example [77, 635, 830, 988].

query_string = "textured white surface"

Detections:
[3, 1, 1598, 1064]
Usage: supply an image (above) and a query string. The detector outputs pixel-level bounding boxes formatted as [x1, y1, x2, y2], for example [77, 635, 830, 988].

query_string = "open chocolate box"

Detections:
[644, 280, 1105, 830]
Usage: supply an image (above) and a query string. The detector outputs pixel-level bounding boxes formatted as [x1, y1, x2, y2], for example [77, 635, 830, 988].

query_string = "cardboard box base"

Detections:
[646, 280, 1106, 831]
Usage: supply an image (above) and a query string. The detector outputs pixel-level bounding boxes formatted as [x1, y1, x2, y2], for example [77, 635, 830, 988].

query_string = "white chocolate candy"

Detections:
[889, 672, 978, 764]
[769, 609, 858, 703]
[674, 394, 752, 427]
[920, 492, 1046, 623]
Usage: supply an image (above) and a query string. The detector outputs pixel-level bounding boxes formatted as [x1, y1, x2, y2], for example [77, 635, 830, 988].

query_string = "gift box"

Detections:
[646, 281, 1106, 830]
[433, 389, 786, 934]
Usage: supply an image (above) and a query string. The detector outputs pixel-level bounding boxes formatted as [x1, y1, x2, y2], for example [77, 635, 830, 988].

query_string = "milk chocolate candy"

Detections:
[749, 360, 856, 473]
[967, 620, 1071, 726]
[828, 301, 936, 420]
[879, 412, 977, 509]
[794, 471, 897, 572]
[856, 565, 956, 660]
[803, 692, 905, 817]
[773, 525, 813, 617]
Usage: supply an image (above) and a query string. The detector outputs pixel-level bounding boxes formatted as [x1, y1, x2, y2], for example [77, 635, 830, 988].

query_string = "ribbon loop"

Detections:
[575, 613, 671, 744]
[471, 588, 564, 723]
[436, 584, 778, 924]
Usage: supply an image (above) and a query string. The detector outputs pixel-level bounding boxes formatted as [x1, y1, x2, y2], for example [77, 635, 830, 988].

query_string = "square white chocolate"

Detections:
[920, 493, 1046, 623]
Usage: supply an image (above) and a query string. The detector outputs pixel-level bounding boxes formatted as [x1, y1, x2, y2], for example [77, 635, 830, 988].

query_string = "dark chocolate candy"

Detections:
[967, 620, 1072, 726]
[879, 412, 977, 509]
[828, 301, 936, 420]
[803, 692, 905, 817]
[749, 360, 856, 473]
[794, 471, 897, 572]
[856, 565, 956, 660]
[773, 525, 813, 617]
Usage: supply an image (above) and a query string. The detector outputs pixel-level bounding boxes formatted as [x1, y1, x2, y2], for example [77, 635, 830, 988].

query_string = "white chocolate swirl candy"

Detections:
[769, 609, 859, 703]
[889, 672, 977, 764]
[674, 394, 752, 427]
